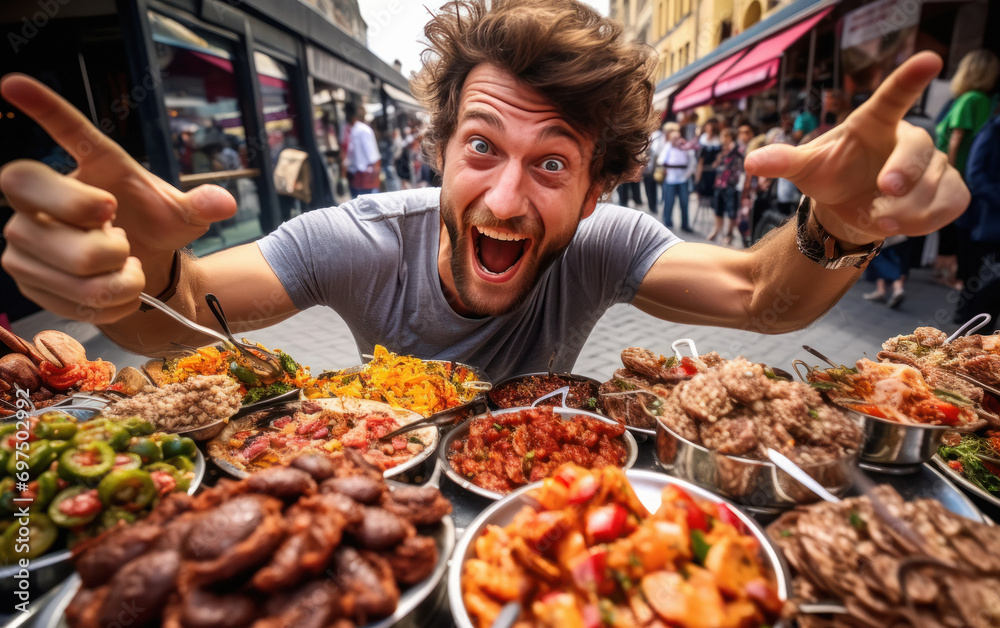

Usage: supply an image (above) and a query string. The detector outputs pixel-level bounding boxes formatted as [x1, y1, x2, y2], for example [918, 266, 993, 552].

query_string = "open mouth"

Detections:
[473, 226, 529, 278]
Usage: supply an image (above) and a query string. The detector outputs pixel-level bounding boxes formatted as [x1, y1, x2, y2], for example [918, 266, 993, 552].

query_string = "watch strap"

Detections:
[794, 196, 883, 270]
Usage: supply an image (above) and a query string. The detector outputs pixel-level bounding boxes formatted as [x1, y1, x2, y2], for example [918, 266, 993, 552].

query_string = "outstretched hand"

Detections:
[745, 52, 968, 246]
[0, 74, 236, 322]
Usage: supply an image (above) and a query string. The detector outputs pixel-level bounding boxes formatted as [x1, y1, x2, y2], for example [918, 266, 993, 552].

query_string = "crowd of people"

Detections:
[615, 46, 999, 325]
[625, 107, 811, 248]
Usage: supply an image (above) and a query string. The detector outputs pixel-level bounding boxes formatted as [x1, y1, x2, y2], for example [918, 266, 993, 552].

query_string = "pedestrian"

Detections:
[642, 120, 666, 214]
[934, 49, 999, 290]
[709, 126, 749, 245]
[862, 236, 909, 309]
[343, 101, 381, 198]
[657, 126, 694, 232]
[694, 118, 721, 218]
[0, 1, 966, 383]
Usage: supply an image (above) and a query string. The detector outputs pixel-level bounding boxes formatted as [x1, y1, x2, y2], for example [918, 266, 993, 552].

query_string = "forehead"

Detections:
[455, 64, 591, 148]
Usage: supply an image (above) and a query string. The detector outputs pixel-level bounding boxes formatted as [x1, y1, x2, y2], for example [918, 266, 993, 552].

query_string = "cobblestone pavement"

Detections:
[11, 222, 970, 383]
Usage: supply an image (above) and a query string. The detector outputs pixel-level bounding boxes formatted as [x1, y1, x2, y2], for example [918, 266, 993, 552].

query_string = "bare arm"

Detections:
[97, 244, 298, 356]
[947, 128, 964, 167]
[633, 219, 861, 333]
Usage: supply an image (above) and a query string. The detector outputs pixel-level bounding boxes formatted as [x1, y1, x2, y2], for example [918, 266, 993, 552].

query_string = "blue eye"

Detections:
[471, 139, 489, 154]
[541, 159, 564, 172]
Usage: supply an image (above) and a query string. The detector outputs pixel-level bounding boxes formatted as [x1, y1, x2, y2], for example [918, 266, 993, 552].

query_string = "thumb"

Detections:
[743, 143, 808, 180]
[182, 184, 238, 226]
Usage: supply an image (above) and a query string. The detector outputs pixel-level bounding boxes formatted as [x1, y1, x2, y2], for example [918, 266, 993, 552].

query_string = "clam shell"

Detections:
[33, 330, 87, 368]
[141, 359, 168, 387]
[110, 366, 150, 396]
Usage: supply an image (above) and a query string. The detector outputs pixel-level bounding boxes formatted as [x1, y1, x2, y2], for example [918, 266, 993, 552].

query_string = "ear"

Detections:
[580, 184, 602, 220]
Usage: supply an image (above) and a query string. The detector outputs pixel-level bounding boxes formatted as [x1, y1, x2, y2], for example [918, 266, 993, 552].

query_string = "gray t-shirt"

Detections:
[257, 188, 680, 380]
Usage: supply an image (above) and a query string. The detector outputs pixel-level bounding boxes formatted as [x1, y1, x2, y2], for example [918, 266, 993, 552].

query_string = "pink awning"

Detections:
[713, 7, 834, 99]
[672, 52, 746, 111]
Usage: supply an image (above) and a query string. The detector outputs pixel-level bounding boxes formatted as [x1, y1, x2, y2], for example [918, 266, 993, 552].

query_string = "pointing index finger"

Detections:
[0, 73, 126, 164]
[851, 52, 943, 129]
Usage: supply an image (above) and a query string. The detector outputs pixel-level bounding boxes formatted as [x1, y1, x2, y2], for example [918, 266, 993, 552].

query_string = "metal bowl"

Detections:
[845, 406, 953, 468]
[487, 372, 602, 412]
[0, 450, 205, 600]
[448, 469, 791, 628]
[439, 405, 639, 500]
[654, 415, 859, 513]
[208, 397, 439, 481]
[33, 484, 455, 628]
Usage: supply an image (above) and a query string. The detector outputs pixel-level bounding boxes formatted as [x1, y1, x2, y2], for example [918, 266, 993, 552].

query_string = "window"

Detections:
[150, 10, 263, 253]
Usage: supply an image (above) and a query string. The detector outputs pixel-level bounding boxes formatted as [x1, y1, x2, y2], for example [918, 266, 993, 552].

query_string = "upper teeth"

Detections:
[478, 227, 525, 242]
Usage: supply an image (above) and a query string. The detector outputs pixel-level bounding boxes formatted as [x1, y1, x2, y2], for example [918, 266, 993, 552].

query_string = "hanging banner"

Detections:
[840, 0, 922, 104]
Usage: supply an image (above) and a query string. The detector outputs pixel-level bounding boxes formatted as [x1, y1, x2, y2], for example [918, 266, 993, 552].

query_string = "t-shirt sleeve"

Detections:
[567, 204, 681, 305]
[256, 197, 401, 312]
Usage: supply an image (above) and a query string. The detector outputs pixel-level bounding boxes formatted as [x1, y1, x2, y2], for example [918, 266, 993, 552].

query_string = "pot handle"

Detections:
[671, 338, 699, 359]
[946, 313, 992, 343]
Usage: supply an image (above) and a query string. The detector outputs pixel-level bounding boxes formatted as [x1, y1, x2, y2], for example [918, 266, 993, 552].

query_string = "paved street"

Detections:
[9, 209, 970, 383]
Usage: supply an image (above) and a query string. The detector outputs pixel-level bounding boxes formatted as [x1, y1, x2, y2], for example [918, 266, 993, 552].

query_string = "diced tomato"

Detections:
[568, 473, 599, 505]
[59, 489, 102, 517]
[947, 460, 963, 472]
[272, 416, 293, 429]
[679, 356, 699, 375]
[586, 503, 628, 544]
[745, 578, 783, 615]
[571, 547, 609, 592]
[581, 604, 602, 628]
[935, 402, 961, 426]
[665, 485, 709, 532]
[716, 503, 747, 534]
[391, 435, 408, 450]
[554, 465, 584, 488]
[151, 470, 177, 496]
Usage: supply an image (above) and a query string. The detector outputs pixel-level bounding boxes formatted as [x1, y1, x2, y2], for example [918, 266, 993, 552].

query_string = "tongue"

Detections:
[478, 235, 523, 274]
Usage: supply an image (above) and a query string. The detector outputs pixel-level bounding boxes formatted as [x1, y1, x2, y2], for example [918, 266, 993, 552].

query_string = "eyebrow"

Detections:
[459, 108, 585, 157]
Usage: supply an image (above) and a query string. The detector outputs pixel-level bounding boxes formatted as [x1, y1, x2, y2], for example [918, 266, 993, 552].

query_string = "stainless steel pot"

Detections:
[653, 415, 859, 513]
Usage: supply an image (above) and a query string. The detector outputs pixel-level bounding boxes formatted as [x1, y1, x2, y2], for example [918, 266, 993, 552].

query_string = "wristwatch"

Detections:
[795, 196, 882, 270]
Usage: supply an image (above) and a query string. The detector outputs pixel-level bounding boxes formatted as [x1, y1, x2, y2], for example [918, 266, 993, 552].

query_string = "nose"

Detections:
[483, 160, 528, 220]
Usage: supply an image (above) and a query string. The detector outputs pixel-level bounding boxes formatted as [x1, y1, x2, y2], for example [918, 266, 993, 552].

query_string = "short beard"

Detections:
[440, 193, 581, 317]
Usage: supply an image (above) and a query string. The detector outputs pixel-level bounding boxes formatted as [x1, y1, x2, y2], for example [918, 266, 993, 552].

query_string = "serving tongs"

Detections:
[138, 291, 282, 381]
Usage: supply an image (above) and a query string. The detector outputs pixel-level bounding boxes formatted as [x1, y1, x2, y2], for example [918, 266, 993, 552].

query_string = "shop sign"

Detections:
[307, 45, 372, 95]
[841, 0, 922, 49]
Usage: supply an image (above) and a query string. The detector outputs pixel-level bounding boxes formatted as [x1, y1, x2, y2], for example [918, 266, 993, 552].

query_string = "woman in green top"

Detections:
[936, 49, 998, 177]
[933, 49, 997, 291]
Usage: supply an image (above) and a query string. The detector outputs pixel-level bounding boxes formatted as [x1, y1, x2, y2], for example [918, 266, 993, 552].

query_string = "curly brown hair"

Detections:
[411, 0, 659, 197]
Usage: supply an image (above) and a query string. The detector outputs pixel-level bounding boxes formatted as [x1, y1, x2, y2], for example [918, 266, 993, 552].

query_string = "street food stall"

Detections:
[1, 312, 998, 628]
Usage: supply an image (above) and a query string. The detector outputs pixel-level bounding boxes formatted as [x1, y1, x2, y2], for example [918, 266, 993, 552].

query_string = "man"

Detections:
[343, 101, 381, 198]
[657, 127, 694, 232]
[0, 0, 968, 382]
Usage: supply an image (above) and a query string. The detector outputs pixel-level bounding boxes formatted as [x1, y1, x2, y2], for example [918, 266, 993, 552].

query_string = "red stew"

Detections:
[488, 374, 600, 411]
[448, 406, 627, 495]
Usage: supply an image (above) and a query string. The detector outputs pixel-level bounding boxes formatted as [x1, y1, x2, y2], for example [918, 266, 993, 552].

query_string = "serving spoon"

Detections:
[138, 292, 281, 381]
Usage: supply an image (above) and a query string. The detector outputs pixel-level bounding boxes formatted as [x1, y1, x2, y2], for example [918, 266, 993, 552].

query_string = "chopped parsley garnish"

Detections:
[848, 510, 867, 532]
[408, 436, 424, 445]
[808, 409, 820, 420]
[243, 382, 293, 405]
[691, 529, 711, 564]
[939, 434, 1000, 494]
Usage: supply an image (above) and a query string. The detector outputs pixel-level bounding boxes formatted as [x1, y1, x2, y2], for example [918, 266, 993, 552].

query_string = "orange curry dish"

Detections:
[461, 464, 782, 628]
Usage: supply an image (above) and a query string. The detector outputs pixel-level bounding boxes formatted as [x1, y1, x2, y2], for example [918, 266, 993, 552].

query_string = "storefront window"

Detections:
[149, 11, 263, 255]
